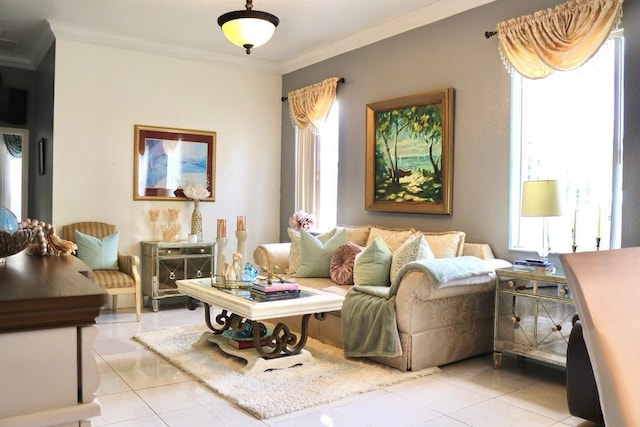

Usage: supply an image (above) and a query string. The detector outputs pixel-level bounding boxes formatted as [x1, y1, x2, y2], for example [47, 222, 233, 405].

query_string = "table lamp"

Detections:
[521, 179, 563, 259]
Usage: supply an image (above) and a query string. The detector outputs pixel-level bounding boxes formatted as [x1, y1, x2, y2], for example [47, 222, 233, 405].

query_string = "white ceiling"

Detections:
[0, 0, 496, 73]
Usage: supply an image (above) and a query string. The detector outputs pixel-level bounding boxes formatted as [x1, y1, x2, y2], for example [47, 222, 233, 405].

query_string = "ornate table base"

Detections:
[203, 304, 324, 374]
[207, 333, 314, 374]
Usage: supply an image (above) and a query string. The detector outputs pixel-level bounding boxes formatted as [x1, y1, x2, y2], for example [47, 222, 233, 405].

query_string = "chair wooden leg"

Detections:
[112, 295, 118, 312]
[135, 291, 141, 321]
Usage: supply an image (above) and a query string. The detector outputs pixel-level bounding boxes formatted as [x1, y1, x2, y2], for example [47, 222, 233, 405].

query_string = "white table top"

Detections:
[176, 278, 344, 321]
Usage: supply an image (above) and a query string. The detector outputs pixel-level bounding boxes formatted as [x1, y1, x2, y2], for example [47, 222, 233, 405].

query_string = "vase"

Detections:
[191, 199, 202, 242]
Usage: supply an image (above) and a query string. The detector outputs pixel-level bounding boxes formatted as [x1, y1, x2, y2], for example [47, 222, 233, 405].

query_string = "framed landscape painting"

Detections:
[133, 125, 216, 201]
[365, 88, 454, 215]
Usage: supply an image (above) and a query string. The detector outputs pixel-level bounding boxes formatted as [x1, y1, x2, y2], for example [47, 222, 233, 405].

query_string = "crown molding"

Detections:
[47, 20, 281, 74]
[279, 0, 497, 74]
[0, 22, 55, 70]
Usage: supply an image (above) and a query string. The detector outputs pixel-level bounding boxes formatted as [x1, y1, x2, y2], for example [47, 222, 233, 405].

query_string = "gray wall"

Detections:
[623, 0, 640, 247]
[31, 42, 55, 223]
[281, 0, 640, 260]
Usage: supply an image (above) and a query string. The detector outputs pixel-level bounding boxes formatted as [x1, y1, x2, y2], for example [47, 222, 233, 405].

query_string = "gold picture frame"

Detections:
[365, 88, 454, 215]
[133, 124, 216, 201]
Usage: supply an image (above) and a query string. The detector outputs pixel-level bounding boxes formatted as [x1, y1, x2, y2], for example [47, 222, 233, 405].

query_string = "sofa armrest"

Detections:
[253, 243, 291, 272]
[462, 243, 495, 259]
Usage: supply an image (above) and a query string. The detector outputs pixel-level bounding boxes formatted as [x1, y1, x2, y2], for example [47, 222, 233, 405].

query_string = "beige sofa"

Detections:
[253, 225, 510, 371]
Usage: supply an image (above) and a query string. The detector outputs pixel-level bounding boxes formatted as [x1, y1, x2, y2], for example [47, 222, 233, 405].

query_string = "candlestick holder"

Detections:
[215, 237, 227, 284]
[235, 229, 247, 280]
[596, 237, 601, 251]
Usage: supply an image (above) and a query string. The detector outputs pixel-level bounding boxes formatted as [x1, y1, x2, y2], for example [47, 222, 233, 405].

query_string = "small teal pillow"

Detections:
[296, 228, 347, 277]
[353, 237, 393, 287]
[75, 230, 119, 270]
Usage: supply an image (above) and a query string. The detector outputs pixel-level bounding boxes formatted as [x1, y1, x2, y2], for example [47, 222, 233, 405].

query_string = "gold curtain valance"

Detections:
[287, 77, 340, 132]
[497, 0, 623, 79]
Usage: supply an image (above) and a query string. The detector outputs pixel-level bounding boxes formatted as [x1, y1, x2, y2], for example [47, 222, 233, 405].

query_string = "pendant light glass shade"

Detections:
[217, 1, 279, 54]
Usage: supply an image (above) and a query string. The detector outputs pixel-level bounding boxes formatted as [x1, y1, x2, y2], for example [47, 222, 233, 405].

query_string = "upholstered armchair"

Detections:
[61, 221, 141, 321]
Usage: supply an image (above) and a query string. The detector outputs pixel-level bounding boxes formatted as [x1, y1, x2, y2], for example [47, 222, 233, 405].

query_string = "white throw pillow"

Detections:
[421, 231, 466, 258]
[390, 234, 434, 284]
[366, 226, 415, 252]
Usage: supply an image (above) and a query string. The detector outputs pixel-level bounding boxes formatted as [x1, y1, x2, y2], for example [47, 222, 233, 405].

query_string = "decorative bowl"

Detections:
[0, 229, 33, 262]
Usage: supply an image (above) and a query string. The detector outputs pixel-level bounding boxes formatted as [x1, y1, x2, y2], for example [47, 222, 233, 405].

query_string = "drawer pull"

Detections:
[511, 315, 521, 328]
[507, 280, 516, 288]
[552, 324, 562, 332]
[200, 248, 205, 253]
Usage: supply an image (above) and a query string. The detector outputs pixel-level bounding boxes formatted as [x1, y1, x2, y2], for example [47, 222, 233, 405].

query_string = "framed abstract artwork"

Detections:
[133, 124, 216, 201]
[365, 88, 454, 215]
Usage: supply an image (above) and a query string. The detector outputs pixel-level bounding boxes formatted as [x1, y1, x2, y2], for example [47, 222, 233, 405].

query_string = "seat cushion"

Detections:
[91, 270, 136, 289]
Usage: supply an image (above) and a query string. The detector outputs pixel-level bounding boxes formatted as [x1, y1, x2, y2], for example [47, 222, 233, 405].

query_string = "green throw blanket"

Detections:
[342, 256, 493, 358]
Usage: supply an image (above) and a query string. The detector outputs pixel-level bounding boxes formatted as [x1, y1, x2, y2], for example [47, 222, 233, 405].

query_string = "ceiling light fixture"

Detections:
[217, 0, 279, 55]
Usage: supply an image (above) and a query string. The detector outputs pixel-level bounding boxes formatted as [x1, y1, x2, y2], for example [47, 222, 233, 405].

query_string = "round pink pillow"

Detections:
[329, 242, 363, 285]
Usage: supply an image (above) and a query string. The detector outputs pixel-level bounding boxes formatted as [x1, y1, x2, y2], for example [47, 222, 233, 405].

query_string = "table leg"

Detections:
[203, 304, 245, 335]
[251, 313, 312, 359]
[493, 351, 503, 368]
[204, 307, 327, 360]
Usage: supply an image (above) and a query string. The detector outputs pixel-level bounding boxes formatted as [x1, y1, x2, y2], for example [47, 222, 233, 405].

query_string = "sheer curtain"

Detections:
[287, 77, 340, 229]
[0, 133, 22, 217]
[497, 0, 622, 78]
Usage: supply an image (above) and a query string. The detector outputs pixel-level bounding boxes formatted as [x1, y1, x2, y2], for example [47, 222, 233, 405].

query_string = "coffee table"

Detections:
[175, 278, 344, 374]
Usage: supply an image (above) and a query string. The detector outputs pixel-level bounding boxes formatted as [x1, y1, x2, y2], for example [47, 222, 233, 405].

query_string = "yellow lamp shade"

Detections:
[217, 2, 279, 54]
[220, 17, 277, 49]
[521, 180, 563, 217]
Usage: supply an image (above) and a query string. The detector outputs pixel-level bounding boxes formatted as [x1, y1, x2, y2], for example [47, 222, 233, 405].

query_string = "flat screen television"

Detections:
[0, 87, 27, 125]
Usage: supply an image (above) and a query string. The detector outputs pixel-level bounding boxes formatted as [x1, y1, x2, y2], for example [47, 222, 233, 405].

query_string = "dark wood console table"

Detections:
[0, 252, 108, 426]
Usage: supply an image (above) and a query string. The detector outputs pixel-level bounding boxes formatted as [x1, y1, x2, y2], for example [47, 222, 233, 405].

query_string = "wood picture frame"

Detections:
[133, 124, 216, 201]
[365, 88, 454, 215]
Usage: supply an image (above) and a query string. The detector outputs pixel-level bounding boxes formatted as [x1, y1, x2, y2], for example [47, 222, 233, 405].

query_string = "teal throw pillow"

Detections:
[296, 228, 346, 277]
[75, 230, 120, 270]
[286, 227, 337, 274]
[353, 236, 393, 287]
[389, 233, 434, 285]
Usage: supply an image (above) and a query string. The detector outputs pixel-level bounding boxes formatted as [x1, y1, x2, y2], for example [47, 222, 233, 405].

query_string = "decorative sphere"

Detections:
[0, 207, 18, 234]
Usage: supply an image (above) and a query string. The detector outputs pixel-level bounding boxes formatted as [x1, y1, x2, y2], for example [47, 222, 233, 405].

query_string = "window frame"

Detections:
[508, 33, 624, 254]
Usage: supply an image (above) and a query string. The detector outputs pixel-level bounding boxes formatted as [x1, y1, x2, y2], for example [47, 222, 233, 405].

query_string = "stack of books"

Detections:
[221, 330, 267, 349]
[513, 258, 556, 273]
[250, 280, 300, 301]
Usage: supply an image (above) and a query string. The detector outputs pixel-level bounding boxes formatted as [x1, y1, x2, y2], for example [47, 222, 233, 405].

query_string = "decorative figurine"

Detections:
[261, 265, 285, 284]
[225, 252, 243, 282]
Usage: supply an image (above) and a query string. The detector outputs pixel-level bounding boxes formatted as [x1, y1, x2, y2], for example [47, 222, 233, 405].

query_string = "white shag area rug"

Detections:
[132, 325, 440, 419]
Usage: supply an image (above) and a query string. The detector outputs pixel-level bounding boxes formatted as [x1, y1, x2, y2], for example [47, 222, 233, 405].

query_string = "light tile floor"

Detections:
[92, 303, 600, 427]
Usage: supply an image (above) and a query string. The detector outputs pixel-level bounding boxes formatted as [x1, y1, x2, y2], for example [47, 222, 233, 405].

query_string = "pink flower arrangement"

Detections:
[288, 210, 315, 231]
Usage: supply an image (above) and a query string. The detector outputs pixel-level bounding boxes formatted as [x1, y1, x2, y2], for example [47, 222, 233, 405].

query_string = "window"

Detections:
[509, 33, 623, 254]
[294, 101, 339, 231]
